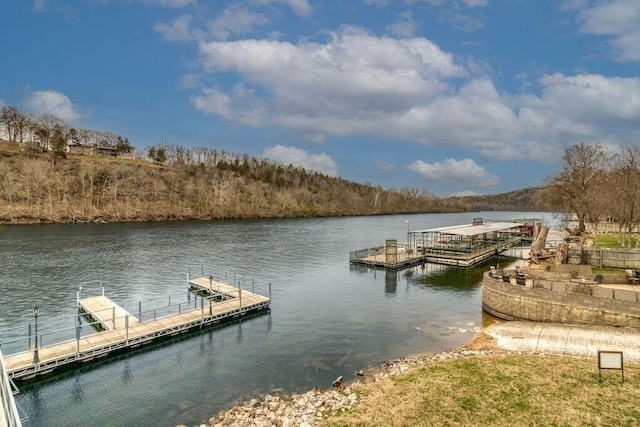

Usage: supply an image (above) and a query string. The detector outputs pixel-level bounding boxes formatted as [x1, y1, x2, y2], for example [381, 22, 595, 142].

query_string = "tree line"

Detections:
[539, 142, 640, 246]
[0, 105, 133, 155]
[0, 137, 467, 223]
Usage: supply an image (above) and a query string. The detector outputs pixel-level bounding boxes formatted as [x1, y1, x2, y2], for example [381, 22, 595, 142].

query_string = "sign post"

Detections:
[598, 350, 624, 383]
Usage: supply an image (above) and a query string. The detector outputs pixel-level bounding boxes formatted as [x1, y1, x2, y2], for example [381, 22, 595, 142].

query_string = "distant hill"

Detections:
[443, 186, 550, 212]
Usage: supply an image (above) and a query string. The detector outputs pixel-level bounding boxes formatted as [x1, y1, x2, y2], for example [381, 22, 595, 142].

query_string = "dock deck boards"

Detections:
[3, 278, 270, 380]
[78, 295, 139, 330]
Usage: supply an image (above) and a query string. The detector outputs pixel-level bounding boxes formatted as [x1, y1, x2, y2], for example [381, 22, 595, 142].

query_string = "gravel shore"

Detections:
[182, 320, 640, 427]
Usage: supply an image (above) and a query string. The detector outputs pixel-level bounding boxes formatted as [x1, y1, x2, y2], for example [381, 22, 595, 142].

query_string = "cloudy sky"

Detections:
[1, 0, 639, 196]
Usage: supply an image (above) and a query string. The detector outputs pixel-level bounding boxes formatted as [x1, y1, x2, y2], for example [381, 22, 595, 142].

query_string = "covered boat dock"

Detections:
[412, 220, 524, 266]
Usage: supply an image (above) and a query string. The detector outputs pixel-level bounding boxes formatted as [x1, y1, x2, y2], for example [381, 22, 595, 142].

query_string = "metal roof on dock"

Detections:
[412, 222, 521, 237]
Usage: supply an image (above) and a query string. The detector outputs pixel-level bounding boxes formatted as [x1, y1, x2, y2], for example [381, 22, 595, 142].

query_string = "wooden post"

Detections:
[112, 306, 116, 329]
[125, 315, 129, 345]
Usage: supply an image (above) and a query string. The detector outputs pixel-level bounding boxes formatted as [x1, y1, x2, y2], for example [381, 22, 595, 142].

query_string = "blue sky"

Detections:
[1, 0, 639, 196]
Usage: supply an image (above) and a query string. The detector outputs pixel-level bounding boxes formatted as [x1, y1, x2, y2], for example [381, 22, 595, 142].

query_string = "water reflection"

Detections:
[1, 212, 543, 426]
[384, 270, 398, 294]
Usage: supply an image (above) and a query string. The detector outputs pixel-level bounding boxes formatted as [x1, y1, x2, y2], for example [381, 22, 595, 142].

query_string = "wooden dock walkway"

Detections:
[78, 295, 139, 330]
[2, 278, 270, 381]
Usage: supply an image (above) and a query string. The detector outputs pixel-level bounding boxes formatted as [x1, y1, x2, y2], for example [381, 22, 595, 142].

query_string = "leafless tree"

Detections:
[609, 145, 640, 246]
[541, 143, 609, 233]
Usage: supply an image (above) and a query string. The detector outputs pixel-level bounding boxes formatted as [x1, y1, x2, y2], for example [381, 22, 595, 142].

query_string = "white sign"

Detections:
[598, 350, 624, 382]
[599, 351, 623, 369]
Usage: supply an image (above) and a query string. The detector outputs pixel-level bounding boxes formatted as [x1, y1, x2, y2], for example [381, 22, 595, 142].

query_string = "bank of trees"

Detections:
[0, 140, 465, 223]
[540, 142, 640, 246]
[0, 105, 133, 154]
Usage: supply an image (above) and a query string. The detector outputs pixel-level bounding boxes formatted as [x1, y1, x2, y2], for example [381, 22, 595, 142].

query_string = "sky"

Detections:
[1, 0, 639, 197]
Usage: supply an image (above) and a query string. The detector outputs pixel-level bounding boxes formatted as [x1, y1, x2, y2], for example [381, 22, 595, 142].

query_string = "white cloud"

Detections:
[140, 0, 196, 7]
[193, 27, 466, 135]
[387, 11, 418, 37]
[23, 90, 82, 122]
[262, 145, 338, 176]
[33, 0, 48, 12]
[251, 0, 312, 17]
[154, 14, 194, 42]
[188, 24, 640, 164]
[407, 158, 499, 187]
[207, 4, 268, 40]
[576, 0, 640, 61]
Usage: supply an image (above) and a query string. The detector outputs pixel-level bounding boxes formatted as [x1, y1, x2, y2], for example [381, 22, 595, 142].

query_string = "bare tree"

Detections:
[541, 143, 609, 233]
[609, 145, 640, 246]
[1, 106, 20, 142]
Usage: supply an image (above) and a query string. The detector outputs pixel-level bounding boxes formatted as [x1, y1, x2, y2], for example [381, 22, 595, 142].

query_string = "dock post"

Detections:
[28, 323, 32, 350]
[168, 296, 171, 307]
[234, 272, 236, 284]
[178, 302, 181, 315]
[269, 282, 271, 300]
[76, 320, 81, 356]
[200, 298, 204, 319]
[112, 306, 116, 329]
[201, 265, 204, 276]
[239, 287, 242, 309]
[125, 315, 129, 345]
[77, 286, 82, 304]
[101, 281, 104, 296]
[252, 278, 255, 294]
[138, 301, 142, 322]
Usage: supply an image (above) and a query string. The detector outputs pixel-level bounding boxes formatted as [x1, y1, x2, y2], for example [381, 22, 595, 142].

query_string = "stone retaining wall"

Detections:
[482, 272, 640, 327]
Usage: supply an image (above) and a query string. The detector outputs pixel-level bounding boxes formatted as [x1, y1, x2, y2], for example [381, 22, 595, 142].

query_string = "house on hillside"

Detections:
[68, 143, 135, 159]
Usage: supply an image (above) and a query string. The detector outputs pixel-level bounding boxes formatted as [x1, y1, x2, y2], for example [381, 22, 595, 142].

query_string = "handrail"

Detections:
[0, 348, 22, 427]
[1, 267, 272, 357]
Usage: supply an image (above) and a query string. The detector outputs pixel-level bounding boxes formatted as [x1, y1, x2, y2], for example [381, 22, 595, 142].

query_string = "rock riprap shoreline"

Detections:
[194, 347, 509, 427]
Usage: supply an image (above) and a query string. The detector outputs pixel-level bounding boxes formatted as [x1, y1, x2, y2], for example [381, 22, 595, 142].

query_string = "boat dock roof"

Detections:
[412, 221, 521, 237]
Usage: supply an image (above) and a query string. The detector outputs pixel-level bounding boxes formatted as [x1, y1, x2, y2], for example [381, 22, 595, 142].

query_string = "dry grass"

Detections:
[324, 351, 640, 426]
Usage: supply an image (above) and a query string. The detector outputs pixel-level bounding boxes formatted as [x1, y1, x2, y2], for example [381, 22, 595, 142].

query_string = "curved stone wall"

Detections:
[482, 272, 640, 327]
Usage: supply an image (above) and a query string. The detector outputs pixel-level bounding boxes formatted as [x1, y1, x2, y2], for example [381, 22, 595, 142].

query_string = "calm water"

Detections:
[0, 212, 543, 426]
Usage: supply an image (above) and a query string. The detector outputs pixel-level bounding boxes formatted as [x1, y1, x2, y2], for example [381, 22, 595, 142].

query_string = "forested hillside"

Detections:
[0, 140, 468, 223]
[444, 187, 550, 212]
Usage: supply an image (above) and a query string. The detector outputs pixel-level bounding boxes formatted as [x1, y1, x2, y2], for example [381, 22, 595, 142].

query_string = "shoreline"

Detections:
[200, 332, 505, 427]
[200, 320, 640, 427]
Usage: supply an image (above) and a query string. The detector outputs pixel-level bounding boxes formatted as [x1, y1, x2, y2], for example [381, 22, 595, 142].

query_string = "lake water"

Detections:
[0, 212, 545, 426]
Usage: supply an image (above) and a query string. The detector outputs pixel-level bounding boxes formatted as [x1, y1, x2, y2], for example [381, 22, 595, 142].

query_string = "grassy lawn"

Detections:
[324, 354, 640, 426]
[596, 233, 637, 249]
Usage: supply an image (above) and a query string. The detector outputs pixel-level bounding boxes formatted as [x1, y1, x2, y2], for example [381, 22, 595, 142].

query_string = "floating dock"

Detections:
[2, 277, 270, 381]
[350, 220, 527, 269]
